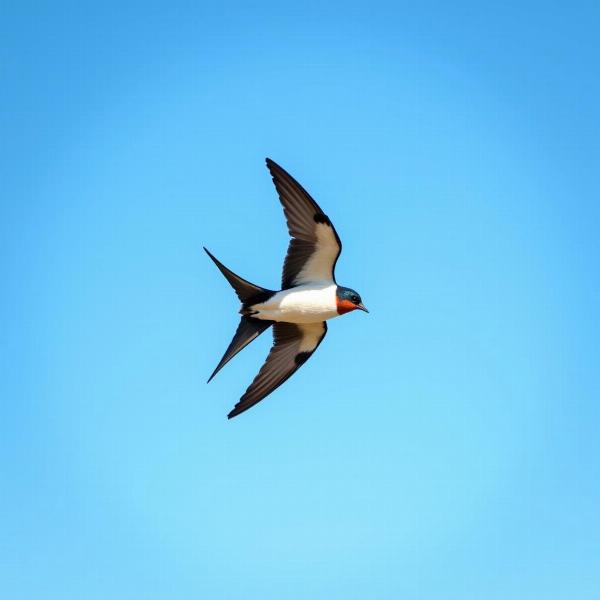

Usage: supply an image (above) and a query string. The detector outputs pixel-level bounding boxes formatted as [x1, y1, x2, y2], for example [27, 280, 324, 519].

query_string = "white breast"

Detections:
[252, 284, 338, 323]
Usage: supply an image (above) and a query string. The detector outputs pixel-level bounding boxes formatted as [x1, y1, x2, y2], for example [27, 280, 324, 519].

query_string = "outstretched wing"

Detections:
[266, 158, 342, 289]
[228, 321, 327, 419]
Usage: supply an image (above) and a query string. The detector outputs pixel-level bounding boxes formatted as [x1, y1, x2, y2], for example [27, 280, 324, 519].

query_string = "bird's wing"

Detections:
[266, 158, 342, 289]
[228, 321, 327, 418]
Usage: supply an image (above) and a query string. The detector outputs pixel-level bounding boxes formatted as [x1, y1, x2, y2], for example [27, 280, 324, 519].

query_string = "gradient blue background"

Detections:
[2, 2, 599, 598]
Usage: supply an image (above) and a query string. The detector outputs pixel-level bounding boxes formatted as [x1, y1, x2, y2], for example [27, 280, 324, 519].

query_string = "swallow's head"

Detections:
[336, 286, 369, 315]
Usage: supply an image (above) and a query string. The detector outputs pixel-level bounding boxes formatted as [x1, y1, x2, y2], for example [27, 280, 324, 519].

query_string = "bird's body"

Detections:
[205, 158, 367, 418]
[246, 283, 339, 324]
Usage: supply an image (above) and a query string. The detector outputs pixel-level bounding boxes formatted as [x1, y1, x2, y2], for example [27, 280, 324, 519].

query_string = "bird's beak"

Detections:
[356, 303, 369, 313]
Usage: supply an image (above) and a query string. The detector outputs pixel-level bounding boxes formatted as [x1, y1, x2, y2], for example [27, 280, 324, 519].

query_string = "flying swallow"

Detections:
[205, 158, 368, 418]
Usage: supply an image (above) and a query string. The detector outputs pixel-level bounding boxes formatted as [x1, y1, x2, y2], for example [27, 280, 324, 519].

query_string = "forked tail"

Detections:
[204, 247, 275, 381]
[203, 247, 274, 305]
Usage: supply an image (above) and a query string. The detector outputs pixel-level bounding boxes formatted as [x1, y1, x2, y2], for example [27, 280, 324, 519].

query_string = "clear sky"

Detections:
[1, 2, 599, 599]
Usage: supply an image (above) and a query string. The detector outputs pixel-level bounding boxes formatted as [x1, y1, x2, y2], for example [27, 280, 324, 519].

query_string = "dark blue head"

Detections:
[335, 286, 369, 315]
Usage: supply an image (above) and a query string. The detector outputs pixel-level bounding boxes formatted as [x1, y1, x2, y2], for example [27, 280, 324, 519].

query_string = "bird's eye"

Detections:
[352, 295, 359, 303]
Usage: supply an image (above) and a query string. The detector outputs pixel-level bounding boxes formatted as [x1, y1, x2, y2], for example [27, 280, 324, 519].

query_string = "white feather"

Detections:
[250, 284, 338, 324]
[293, 222, 339, 285]
[298, 322, 327, 352]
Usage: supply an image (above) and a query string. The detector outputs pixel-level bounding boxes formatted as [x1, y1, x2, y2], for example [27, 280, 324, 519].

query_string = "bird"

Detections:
[205, 158, 368, 419]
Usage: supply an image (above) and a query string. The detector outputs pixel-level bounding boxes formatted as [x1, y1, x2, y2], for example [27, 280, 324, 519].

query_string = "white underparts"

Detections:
[249, 283, 338, 324]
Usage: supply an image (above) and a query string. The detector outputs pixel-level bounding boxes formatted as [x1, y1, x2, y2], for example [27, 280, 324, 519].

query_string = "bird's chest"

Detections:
[257, 285, 338, 323]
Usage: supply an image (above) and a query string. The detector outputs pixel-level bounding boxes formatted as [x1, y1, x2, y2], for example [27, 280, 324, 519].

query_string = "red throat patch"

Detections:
[336, 298, 356, 315]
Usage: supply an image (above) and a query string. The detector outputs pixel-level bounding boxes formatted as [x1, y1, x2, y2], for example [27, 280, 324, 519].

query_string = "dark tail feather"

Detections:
[204, 247, 273, 304]
[204, 247, 275, 380]
[208, 316, 273, 382]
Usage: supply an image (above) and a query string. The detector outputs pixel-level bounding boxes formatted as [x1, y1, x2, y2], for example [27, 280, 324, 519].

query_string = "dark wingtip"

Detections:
[227, 402, 249, 419]
[265, 157, 279, 171]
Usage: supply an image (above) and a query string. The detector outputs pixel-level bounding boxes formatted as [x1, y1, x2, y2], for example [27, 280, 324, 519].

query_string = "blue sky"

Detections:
[1, 2, 599, 598]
